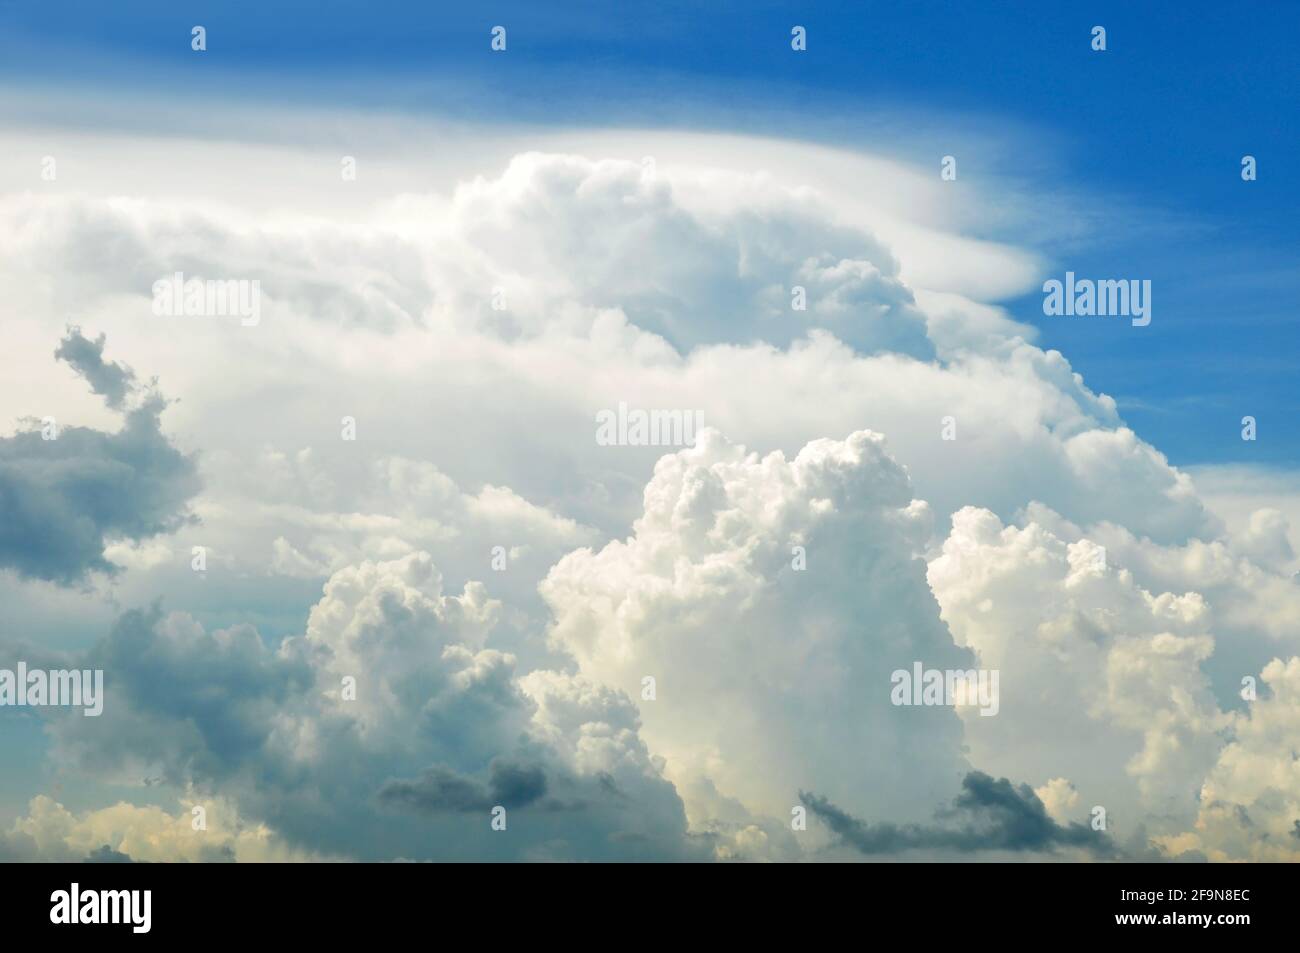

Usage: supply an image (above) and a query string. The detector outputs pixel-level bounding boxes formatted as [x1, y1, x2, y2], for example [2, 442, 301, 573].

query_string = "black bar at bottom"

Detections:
[0, 861, 1284, 941]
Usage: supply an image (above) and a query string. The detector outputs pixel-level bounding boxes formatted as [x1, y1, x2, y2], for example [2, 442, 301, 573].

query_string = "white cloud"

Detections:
[1034, 777, 1081, 824]
[542, 428, 971, 824]
[1162, 658, 1300, 861]
[1, 113, 1296, 860]
[928, 506, 1228, 832]
[0, 796, 334, 863]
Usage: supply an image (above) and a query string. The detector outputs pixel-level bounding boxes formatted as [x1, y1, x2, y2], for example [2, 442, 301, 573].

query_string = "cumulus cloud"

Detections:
[928, 506, 1230, 833]
[1035, 777, 1082, 824]
[0, 152, 1222, 555]
[1160, 658, 1300, 862]
[542, 427, 972, 823]
[0, 133, 1295, 862]
[1045, 506, 1300, 686]
[42, 553, 704, 861]
[0, 796, 332, 863]
[447, 154, 939, 357]
[0, 328, 198, 584]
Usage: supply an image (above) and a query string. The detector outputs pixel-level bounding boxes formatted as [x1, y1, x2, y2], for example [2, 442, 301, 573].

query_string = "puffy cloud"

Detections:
[0, 328, 198, 584]
[1060, 510, 1300, 655]
[0, 796, 332, 863]
[1034, 777, 1081, 824]
[0, 131, 1295, 862]
[1185, 465, 1300, 575]
[0, 152, 1220, 557]
[1164, 658, 1300, 862]
[542, 427, 972, 823]
[927, 506, 1230, 833]
[1235, 508, 1296, 572]
[1057, 427, 1217, 544]
[923, 498, 1300, 859]
[41, 553, 702, 861]
[439, 153, 937, 357]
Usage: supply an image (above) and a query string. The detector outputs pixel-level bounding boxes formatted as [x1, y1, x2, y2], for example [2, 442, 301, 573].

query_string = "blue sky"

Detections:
[3, 1, 1294, 465]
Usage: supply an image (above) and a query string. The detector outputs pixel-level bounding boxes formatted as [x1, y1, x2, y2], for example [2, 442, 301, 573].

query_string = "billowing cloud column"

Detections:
[542, 428, 973, 823]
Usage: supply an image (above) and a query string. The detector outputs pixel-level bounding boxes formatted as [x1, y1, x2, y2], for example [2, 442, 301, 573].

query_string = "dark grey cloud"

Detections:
[485, 758, 548, 808]
[45, 600, 704, 862]
[53, 328, 136, 410]
[801, 771, 1116, 858]
[377, 758, 549, 814]
[379, 765, 498, 813]
[67, 604, 316, 784]
[84, 845, 135, 863]
[0, 329, 199, 584]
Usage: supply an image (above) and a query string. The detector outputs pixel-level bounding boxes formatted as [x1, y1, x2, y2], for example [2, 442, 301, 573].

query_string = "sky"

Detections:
[0, 1, 1297, 863]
